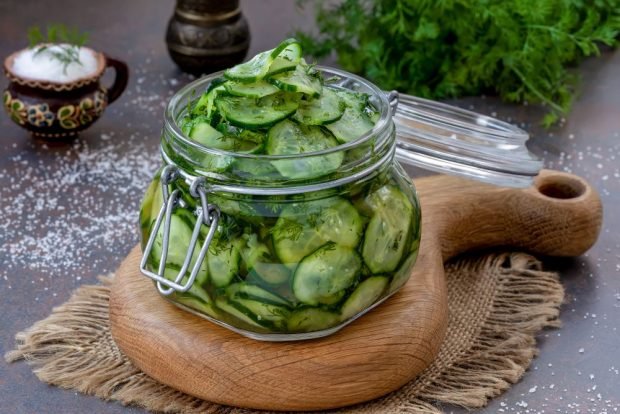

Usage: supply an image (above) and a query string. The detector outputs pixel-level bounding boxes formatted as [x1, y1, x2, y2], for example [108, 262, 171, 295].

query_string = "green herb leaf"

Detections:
[296, 0, 620, 126]
[27, 24, 90, 75]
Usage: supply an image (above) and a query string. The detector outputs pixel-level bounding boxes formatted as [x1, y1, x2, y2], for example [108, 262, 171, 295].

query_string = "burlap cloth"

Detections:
[5, 252, 564, 413]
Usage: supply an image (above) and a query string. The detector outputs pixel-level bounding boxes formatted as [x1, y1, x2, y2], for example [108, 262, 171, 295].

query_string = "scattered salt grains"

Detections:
[0, 137, 159, 282]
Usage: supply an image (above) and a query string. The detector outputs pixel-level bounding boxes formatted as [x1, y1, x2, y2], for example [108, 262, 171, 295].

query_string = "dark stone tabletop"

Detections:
[0, 1, 618, 413]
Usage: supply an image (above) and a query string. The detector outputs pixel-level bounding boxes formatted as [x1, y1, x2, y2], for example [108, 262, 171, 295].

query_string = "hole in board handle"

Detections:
[536, 175, 586, 200]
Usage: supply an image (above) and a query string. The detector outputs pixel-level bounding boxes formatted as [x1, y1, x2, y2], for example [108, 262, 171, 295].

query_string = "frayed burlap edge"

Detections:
[5, 252, 564, 414]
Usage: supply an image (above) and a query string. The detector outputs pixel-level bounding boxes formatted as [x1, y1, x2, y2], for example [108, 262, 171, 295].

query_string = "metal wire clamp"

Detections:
[139, 165, 220, 296]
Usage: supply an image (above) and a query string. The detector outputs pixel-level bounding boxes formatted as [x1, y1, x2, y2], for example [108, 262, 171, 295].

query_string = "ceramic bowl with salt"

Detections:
[3, 44, 128, 139]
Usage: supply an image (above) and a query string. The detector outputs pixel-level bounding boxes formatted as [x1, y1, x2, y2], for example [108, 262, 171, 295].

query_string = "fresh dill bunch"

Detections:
[27, 24, 89, 74]
[296, 0, 620, 127]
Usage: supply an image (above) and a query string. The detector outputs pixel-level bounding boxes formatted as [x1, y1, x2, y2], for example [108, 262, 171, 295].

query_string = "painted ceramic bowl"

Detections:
[3, 46, 128, 139]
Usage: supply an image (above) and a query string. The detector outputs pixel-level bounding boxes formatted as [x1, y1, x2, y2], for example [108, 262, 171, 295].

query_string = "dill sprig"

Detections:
[27, 24, 89, 74]
[296, 0, 620, 127]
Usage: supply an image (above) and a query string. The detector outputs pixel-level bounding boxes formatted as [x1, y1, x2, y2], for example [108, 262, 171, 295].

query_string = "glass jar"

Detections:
[139, 67, 541, 341]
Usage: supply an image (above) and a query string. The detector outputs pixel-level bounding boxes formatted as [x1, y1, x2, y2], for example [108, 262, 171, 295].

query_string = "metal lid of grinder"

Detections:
[390, 92, 543, 188]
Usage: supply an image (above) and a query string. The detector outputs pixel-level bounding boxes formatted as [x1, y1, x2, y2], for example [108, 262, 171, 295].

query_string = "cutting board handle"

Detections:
[417, 169, 603, 261]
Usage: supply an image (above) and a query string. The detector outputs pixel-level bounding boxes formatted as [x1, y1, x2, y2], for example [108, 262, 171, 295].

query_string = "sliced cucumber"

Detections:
[173, 293, 220, 320]
[268, 64, 322, 97]
[388, 248, 419, 294]
[361, 186, 414, 274]
[287, 308, 340, 333]
[139, 173, 161, 230]
[315, 198, 363, 248]
[325, 106, 375, 144]
[266, 120, 344, 179]
[215, 121, 265, 144]
[267, 42, 302, 76]
[224, 38, 298, 83]
[192, 84, 226, 120]
[229, 297, 289, 327]
[189, 121, 224, 147]
[241, 234, 290, 284]
[215, 92, 299, 129]
[362, 212, 410, 274]
[159, 264, 210, 304]
[207, 194, 262, 225]
[224, 80, 279, 98]
[241, 233, 270, 268]
[232, 156, 279, 179]
[292, 88, 344, 125]
[340, 276, 389, 320]
[272, 197, 362, 264]
[272, 213, 325, 265]
[187, 119, 260, 171]
[225, 283, 291, 307]
[292, 243, 361, 305]
[150, 213, 194, 268]
[208, 238, 241, 287]
[334, 89, 369, 111]
[368, 108, 380, 124]
[215, 298, 265, 329]
[365, 185, 415, 214]
[249, 262, 291, 285]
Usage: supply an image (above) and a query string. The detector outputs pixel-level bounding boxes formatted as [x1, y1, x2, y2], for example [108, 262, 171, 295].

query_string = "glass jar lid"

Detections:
[391, 92, 542, 188]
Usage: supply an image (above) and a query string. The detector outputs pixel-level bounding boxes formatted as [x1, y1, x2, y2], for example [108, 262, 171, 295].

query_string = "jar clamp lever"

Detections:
[139, 165, 220, 296]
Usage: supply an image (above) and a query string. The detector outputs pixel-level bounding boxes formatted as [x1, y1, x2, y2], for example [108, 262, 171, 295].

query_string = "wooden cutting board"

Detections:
[109, 170, 602, 411]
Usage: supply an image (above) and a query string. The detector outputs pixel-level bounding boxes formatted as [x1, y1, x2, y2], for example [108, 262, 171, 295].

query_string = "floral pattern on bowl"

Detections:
[27, 103, 55, 127]
[3, 91, 27, 125]
[3, 46, 128, 139]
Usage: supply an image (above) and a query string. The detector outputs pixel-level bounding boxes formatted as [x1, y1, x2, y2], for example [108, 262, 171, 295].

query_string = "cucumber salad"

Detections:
[141, 39, 421, 335]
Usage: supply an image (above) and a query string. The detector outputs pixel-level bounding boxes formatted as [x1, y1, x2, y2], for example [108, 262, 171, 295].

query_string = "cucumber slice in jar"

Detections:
[172, 293, 220, 319]
[292, 243, 362, 306]
[340, 276, 389, 321]
[229, 297, 290, 328]
[189, 121, 224, 147]
[362, 185, 414, 274]
[189, 119, 263, 153]
[272, 197, 363, 265]
[215, 92, 299, 129]
[334, 89, 369, 111]
[241, 234, 290, 284]
[266, 42, 302, 76]
[287, 307, 340, 333]
[268, 64, 322, 97]
[388, 248, 419, 295]
[215, 121, 265, 144]
[325, 106, 375, 144]
[225, 283, 291, 307]
[224, 38, 299, 83]
[215, 298, 266, 329]
[219, 283, 291, 330]
[266, 120, 344, 179]
[315, 197, 363, 248]
[207, 238, 242, 287]
[232, 156, 280, 179]
[365, 184, 415, 213]
[139, 174, 161, 232]
[149, 213, 195, 269]
[224, 80, 280, 98]
[272, 212, 325, 265]
[249, 262, 291, 285]
[291, 87, 345, 125]
[192, 84, 227, 121]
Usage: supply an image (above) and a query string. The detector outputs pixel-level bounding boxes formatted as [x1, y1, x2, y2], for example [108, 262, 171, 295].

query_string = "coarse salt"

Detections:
[11, 44, 99, 83]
